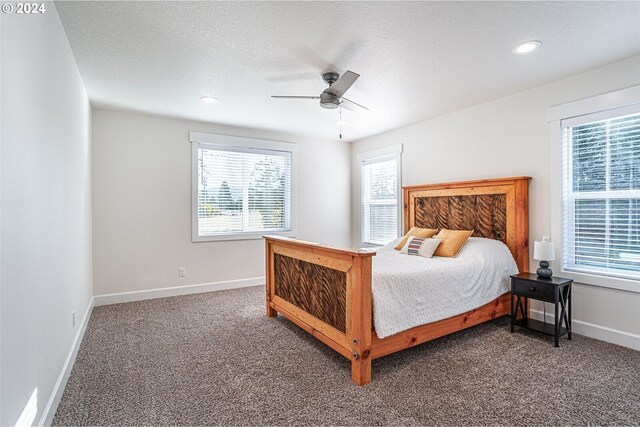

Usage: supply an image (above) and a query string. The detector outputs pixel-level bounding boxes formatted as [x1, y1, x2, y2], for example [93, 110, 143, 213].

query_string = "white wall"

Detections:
[91, 109, 351, 296]
[350, 55, 640, 343]
[1, 4, 93, 426]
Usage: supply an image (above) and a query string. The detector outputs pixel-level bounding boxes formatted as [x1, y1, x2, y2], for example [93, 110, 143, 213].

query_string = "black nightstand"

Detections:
[510, 273, 573, 347]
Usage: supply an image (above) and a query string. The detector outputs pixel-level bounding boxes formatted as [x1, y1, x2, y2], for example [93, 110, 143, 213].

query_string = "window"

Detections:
[191, 133, 294, 241]
[359, 145, 402, 245]
[561, 107, 640, 281]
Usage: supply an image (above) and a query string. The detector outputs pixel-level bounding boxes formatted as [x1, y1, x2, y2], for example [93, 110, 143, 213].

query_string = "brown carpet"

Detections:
[53, 286, 640, 426]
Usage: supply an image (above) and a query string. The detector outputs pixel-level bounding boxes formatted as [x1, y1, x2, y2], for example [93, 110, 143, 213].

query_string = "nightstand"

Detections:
[510, 273, 572, 347]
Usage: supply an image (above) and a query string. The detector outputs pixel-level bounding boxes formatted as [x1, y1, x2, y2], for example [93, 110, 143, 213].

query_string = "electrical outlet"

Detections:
[178, 267, 186, 278]
[72, 311, 77, 328]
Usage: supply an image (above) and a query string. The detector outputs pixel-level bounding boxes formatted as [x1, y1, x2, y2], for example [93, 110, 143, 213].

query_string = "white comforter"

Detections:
[372, 237, 518, 338]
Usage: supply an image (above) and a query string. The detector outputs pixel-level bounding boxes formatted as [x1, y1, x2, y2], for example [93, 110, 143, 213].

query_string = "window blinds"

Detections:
[361, 156, 399, 245]
[561, 107, 640, 280]
[196, 144, 292, 236]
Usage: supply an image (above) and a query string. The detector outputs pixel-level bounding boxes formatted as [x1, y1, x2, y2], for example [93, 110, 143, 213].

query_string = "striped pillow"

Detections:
[407, 237, 426, 256]
[400, 236, 443, 258]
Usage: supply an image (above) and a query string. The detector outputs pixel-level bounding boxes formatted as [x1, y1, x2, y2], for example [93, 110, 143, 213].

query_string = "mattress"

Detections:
[372, 237, 518, 338]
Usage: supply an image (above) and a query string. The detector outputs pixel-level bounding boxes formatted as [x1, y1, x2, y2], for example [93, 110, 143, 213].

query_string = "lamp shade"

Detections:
[534, 240, 555, 261]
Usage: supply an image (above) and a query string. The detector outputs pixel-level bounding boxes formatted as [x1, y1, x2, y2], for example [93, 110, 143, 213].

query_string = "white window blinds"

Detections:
[196, 143, 292, 238]
[361, 156, 400, 245]
[561, 106, 640, 281]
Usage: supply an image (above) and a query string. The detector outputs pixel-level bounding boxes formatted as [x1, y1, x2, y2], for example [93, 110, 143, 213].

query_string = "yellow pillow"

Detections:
[433, 229, 474, 257]
[394, 227, 438, 250]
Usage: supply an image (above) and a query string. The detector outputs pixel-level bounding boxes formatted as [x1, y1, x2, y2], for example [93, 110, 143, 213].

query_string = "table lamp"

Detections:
[534, 236, 555, 278]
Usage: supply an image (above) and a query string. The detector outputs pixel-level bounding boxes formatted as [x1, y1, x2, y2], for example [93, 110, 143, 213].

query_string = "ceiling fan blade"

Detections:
[271, 95, 320, 99]
[340, 97, 369, 111]
[325, 70, 359, 97]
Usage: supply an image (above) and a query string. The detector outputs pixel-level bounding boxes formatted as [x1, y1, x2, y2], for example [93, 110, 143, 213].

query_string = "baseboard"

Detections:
[38, 297, 94, 426]
[530, 309, 640, 351]
[93, 277, 265, 306]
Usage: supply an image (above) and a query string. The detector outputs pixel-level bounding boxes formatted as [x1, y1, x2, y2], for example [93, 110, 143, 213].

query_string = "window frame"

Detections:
[357, 144, 403, 247]
[548, 85, 640, 293]
[190, 132, 297, 242]
[561, 109, 640, 281]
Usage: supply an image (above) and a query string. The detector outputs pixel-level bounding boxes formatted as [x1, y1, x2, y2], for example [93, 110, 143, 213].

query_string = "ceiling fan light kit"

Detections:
[320, 92, 340, 109]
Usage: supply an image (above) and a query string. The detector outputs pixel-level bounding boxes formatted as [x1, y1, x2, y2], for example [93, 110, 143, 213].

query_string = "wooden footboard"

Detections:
[264, 235, 376, 384]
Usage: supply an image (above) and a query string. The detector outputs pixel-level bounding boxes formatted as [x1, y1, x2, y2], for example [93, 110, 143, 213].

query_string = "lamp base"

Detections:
[536, 260, 553, 278]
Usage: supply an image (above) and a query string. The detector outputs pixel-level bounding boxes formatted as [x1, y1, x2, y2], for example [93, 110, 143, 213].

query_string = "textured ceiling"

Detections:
[56, 1, 640, 142]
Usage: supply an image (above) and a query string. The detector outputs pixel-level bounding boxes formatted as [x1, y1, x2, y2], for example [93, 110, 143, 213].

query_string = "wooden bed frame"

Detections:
[264, 176, 530, 385]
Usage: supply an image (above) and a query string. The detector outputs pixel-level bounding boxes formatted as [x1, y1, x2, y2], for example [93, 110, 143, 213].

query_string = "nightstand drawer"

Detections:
[513, 279, 555, 302]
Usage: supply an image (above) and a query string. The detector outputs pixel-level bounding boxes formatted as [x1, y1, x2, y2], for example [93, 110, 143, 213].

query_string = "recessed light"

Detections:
[200, 96, 219, 103]
[512, 40, 542, 55]
[335, 120, 347, 126]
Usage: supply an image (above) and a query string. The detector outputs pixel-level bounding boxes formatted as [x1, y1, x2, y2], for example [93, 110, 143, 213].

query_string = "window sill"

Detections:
[360, 242, 386, 248]
[559, 268, 640, 294]
[193, 231, 295, 243]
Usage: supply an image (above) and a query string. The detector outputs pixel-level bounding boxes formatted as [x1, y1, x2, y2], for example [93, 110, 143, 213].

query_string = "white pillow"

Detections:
[400, 237, 443, 258]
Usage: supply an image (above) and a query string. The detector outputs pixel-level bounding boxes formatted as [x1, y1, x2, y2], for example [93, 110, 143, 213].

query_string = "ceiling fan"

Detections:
[271, 70, 369, 111]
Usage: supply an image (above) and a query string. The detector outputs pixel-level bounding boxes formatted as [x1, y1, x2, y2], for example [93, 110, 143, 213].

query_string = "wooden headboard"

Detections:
[403, 176, 531, 273]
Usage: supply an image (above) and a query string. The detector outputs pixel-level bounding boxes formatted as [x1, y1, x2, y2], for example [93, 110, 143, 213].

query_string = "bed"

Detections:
[264, 176, 530, 385]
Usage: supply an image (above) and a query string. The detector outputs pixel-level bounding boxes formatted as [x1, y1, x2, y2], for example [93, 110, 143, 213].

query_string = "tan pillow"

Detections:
[433, 229, 474, 257]
[394, 227, 438, 250]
